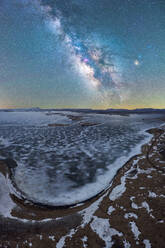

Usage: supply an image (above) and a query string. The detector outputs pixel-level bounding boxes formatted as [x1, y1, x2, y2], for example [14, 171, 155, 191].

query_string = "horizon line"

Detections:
[0, 107, 165, 111]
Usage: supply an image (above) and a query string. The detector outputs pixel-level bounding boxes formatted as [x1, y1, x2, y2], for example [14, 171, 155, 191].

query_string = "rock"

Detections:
[67, 115, 83, 121]
[80, 122, 98, 127]
[4, 158, 18, 169]
[146, 128, 164, 135]
[160, 148, 165, 159]
[48, 123, 69, 127]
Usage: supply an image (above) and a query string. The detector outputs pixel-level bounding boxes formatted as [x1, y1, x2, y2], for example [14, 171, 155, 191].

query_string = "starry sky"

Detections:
[0, 0, 165, 109]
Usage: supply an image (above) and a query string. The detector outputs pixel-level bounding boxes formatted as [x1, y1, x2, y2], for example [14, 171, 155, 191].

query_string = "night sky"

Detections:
[0, 0, 165, 109]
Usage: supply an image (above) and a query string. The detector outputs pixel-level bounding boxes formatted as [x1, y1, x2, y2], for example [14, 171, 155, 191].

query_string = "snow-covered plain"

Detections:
[0, 111, 164, 206]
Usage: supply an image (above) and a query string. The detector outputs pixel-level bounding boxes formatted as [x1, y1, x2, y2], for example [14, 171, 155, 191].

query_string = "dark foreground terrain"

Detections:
[0, 127, 165, 248]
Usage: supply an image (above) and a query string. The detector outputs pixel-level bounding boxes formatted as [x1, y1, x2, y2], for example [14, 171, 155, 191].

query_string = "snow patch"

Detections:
[49, 235, 55, 241]
[142, 201, 152, 214]
[124, 213, 138, 219]
[56, 229, 76, 248]
[109, 176, 126, 201]
[123, 240, 131, 248]
[107, 206, 115, 215]
[143, 239, 151, 248]
[81, 236, 88, 248]
[157, 220, 164, 223]
[129, 221, 140, 240]
[90, 216, 123, 247]
[148, 191, 157, 198]
[80, 191, 109, 227]
[131, 202, 139, 209]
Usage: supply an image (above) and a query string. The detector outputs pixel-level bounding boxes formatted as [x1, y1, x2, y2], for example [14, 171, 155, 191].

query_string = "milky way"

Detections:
[0, 0, 165, 108]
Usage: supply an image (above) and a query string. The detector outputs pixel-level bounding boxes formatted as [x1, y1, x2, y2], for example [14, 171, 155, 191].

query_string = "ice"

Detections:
[0, 111, 164, 206]
[0, 111, 71, 126]
[0, 173, 16, 218]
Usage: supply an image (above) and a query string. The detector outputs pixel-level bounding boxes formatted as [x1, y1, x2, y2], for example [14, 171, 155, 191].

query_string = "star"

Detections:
[134, 59, 140, 66]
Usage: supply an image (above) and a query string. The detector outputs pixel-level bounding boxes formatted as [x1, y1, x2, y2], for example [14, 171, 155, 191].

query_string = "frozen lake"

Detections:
[0, 111, 164, 206]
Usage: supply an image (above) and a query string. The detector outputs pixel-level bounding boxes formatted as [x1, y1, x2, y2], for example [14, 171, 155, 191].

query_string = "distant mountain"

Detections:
[0, 107, 165, 114]
[133, 108, 158, 112]
[106, 108, 165, 114]
[0, 107, 42, 112]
